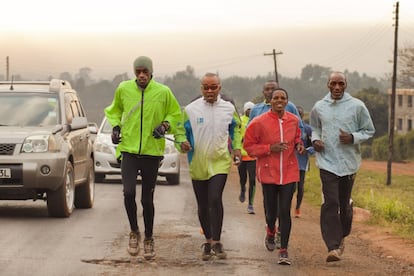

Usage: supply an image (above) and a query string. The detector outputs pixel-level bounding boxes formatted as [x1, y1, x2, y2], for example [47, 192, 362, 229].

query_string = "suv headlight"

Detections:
[164, 142, 176, 155]
[94, 142, 114, 154]
[22, 135, 53, 153]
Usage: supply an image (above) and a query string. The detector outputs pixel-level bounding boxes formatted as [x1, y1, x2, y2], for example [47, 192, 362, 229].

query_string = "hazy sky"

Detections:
[1, 0, 414, 80]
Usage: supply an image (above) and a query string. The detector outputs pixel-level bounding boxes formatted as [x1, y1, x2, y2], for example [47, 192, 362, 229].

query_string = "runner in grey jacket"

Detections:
[309, 71, 375, 262]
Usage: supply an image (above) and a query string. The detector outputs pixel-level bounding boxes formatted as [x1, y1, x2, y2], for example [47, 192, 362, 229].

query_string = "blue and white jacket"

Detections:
[181, 96, 242, 180]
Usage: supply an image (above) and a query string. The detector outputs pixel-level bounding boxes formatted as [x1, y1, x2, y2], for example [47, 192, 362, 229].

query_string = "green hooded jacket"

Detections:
[105, 78, 183, 158]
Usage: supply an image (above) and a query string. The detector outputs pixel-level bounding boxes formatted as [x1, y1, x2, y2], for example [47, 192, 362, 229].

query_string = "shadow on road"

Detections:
[0, 201, 49, 218]
[96, 177, 173, 186]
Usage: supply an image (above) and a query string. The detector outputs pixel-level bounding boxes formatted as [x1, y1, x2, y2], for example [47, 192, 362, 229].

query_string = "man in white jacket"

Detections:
[179, 72, 242, 261]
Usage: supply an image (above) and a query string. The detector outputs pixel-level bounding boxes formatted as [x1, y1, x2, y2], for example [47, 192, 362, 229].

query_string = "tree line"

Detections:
[63, 64, 389, 139]
[4, 43, 414, 161]
[4, 44, 414, 140]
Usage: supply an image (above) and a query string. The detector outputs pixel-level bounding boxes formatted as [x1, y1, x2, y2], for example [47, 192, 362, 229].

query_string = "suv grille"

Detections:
[0, 144, 16, 155]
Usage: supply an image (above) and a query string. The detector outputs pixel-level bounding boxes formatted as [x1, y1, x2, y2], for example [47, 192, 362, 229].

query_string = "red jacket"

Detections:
[244, 111, 302, 185]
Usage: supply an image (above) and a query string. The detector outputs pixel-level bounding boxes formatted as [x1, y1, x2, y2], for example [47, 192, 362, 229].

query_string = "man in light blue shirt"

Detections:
[310, 71, 375, 263]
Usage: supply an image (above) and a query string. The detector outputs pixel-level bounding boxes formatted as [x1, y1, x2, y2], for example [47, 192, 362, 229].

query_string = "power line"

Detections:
[318, 21, 391, 70]
[195, 54, 261, 72]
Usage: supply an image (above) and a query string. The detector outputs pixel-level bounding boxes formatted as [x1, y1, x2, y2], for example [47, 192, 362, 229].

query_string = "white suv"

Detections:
[94, 117, 180, 185]
[0, 79, 95, 217]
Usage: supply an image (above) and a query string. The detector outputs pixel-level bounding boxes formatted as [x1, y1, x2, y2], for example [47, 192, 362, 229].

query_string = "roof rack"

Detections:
[49, 79, 72, 92]
[0, 79, 72, 92]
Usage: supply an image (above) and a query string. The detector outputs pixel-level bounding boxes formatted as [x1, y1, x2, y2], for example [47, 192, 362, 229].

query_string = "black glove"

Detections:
[111, 126, 121, 144]
[153, 122, 169, 139]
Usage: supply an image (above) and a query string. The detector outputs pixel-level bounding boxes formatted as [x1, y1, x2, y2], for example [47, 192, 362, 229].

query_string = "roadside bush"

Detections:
[371, 132, 414, 161]
[361, 144, 372, 158]
[405, 131, 414, 158]
[394, 135, 406, 161]
[372, 136, 388, 160]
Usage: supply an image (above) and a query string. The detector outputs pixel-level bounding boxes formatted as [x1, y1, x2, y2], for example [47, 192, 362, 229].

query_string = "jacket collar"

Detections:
[323, 91, 352, 103]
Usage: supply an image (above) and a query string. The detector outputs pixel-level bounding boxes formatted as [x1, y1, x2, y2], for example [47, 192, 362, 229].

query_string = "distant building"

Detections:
[388, 88, 414, 134]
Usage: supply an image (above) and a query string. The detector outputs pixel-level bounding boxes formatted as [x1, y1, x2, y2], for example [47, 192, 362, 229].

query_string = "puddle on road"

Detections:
[81, 229, 266, 271]
[81, 256, 204, 268]
[82, 255, 264, 269]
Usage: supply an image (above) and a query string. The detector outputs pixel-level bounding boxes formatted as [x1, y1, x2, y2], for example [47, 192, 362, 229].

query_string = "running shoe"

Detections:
[127, 231, 140, 256]
[294, 208, 301, 218]
[247, 205, 255, 214]
[201, 243, 212, 261]
[143, 237, 156, 260]
[239, 191, 246, 203]
[212, 242, 227, 259]
[265, 226, 276, 251]
[326, 249, 341, 262]
[278, 248, 291, 265]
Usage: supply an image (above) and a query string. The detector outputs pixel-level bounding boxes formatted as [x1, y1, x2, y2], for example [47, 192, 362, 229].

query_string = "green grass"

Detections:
[304, 157, 414, 239]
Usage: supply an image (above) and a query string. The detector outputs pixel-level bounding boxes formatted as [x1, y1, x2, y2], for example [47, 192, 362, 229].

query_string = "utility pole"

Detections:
[387, 1, 399, 185]
[264, 49, 283, 83]
[6, 56, 10, 81]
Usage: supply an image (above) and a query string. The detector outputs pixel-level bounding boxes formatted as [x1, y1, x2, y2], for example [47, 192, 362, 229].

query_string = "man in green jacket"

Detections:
[105, 56, 184, 260]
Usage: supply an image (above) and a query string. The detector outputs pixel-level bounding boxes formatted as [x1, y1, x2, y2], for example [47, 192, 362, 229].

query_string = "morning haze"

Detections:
[0, 25, 398, 81]
[1, 0, 413, 81]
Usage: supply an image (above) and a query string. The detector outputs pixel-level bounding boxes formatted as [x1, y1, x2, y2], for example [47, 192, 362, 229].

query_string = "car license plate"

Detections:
[0, 168, 11, 178]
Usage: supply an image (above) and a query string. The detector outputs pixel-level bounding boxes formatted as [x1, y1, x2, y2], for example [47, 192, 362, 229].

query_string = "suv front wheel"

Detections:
[47, 161, 75, 217]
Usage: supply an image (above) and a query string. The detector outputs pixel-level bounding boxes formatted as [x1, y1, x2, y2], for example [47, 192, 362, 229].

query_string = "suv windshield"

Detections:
[0, 93, 60, 126]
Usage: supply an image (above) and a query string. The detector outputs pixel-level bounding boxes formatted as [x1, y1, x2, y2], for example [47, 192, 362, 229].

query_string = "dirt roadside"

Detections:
[286, 159, 414, 275]
[98, 159, 414, 275]
[354, 160, 414, 264]
[360, 160, 414, 177]
[211, 159, 414, 275]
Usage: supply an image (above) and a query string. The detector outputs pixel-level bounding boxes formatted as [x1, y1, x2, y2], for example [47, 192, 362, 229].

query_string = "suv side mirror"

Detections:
[88, 122, 98, 134]
[70, 117, 88, 130]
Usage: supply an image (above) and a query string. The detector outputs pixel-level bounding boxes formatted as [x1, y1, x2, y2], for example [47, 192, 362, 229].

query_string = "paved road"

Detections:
[0, 177, 124, 275]
[2, 157, 413, 275]
[1, 157, 301, 275]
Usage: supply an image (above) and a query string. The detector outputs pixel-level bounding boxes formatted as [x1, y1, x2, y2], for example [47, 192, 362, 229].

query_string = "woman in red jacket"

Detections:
[243, 88, 304, 265]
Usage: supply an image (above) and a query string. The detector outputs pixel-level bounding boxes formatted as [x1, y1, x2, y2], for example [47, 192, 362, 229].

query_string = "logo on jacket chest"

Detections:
[196, 117, 204, 124]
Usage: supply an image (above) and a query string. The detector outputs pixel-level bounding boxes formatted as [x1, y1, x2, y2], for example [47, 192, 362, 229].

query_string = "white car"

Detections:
[93, 117, 180, 185]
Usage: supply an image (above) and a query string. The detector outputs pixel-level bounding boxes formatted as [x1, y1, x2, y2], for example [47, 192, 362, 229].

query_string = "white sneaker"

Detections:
[127, 231, 140, 256]
[326, 249, 341, 262]
[143, 238, 156, 260]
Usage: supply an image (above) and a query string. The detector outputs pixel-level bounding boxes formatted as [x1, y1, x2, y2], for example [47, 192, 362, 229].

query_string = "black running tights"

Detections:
[121, 152, 161, 239]
[192, 174, 227, 241]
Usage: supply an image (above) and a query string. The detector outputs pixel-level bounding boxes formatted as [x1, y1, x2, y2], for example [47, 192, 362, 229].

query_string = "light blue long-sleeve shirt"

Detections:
[297, 122, 314, 171]
[310, 92, 375, 176]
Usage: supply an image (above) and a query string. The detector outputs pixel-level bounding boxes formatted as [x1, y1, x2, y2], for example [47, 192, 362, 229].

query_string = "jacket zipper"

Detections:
[138, 88, 144, 154]
[279, 118, 284, 184]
